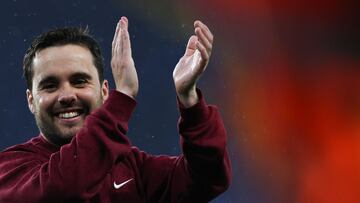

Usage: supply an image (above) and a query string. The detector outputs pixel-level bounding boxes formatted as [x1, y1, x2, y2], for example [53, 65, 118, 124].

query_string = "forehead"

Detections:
[32, 44, 98, 82]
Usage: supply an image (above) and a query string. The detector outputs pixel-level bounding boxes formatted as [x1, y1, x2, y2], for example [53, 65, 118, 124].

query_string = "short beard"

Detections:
[41, 132, 72, 146]
[35, 108, 85, 146]
[34, 94, 104, 146]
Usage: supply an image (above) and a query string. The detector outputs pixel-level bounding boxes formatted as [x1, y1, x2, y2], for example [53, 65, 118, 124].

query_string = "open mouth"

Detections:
[55, 109, 85, 120]
[58, 111, 81, 119]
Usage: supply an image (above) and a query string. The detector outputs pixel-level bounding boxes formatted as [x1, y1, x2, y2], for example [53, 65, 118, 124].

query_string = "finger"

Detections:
[196, 41, 209, 64]
[194, 20, 214, 44]
[184, 35, 197, 56]
[120, 16, 132, 58]
[195, 27, 212, 54]
[114, 20, 124, 56]
[194, 20, 213, 42]
[122, 16, 128, 28]
[112, 20, 121, 55]
[114, 17, 128, 57]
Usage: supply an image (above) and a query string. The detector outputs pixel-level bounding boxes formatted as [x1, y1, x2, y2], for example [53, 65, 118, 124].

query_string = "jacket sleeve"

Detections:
[0, 90, 136, 202]
[139, 89, 231, 203]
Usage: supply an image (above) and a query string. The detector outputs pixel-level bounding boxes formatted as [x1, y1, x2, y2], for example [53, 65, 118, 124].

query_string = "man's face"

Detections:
[27, 44, 109, 146]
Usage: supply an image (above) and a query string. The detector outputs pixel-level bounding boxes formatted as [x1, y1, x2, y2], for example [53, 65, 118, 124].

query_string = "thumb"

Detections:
[184, 35, 198, 56]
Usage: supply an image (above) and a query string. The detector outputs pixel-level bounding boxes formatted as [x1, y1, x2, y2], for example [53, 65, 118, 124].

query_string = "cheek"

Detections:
[36, 94, 55, 112]
[79, 88, 102, 105]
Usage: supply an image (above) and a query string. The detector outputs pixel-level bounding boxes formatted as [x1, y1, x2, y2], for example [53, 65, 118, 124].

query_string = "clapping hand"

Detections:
[173, 21, 214, 107]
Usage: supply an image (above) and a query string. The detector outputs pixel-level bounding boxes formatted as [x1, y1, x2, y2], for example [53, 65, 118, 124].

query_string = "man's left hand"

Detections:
[173, 20, 214, 108]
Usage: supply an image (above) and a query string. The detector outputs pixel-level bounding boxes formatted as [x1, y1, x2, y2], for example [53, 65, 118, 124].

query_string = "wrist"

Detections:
[177, 88, 199, 108]
[115, 86, 137, 99]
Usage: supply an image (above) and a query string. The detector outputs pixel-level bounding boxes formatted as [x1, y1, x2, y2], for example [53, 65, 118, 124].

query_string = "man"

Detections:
[0, 16, 231, 202]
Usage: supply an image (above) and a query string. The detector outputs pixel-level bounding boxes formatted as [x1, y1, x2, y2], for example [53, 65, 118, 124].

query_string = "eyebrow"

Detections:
[38, 76, 58, 88]
[37, 72, 93, 88]
[69, 72, 93, 81]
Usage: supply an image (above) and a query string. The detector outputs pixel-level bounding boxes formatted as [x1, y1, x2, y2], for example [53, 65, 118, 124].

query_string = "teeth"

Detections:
[58, 112, 80, 119]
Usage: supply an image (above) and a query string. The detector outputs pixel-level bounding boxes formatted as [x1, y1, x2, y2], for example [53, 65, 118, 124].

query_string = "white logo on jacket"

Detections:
[113, 178, 133, 189]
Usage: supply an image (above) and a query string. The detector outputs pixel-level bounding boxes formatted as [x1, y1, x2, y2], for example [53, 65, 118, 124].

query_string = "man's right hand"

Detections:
[111, 16, 138, 99]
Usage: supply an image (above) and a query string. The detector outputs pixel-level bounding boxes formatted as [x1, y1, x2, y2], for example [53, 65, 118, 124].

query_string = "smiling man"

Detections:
[0, 17, 231, 202]
[28, 44, 108, 146]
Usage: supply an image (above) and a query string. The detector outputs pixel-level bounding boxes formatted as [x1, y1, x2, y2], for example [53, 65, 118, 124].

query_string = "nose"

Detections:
[58, 84, 77, 106]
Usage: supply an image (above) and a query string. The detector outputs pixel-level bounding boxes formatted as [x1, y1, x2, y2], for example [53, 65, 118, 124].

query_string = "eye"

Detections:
[42, 83, 58, 91]
[73, 78, 88, 87]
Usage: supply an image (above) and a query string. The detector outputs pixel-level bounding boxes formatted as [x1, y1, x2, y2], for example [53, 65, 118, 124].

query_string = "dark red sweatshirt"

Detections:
[0, 90, 231, 203]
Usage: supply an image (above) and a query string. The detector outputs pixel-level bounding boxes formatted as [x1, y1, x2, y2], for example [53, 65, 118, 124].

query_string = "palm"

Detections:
[172, 21, 213, 107]
[173, 21, 213, 97]
[173, 43, 206, 95]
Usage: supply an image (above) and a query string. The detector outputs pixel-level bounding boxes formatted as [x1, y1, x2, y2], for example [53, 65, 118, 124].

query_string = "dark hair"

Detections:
[23, 27, 104, 90]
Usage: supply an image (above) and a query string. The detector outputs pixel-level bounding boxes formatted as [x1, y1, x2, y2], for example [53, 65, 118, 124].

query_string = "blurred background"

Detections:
[0, 0, 359, 202]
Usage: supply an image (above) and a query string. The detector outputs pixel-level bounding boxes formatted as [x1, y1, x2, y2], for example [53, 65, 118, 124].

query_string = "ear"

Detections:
[26, 89, 35, 114]
[101, 79, 109, 102]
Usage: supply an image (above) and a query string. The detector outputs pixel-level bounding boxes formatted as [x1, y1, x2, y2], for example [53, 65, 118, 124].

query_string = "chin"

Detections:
[61, 128, 82, 139]
[60, 133, 76, 140]
[51, 127, 82, 145]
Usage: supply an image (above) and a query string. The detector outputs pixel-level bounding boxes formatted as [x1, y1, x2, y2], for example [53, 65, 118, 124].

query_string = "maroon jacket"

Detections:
[0, 90, 231, 203]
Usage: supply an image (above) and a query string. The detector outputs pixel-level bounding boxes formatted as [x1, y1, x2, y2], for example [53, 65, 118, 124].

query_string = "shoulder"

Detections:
[0, 136, 50, 167]
[1, 138, 37, 154]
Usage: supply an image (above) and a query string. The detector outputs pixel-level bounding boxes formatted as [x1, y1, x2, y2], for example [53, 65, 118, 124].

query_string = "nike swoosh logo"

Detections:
[113, 178, 133, 189]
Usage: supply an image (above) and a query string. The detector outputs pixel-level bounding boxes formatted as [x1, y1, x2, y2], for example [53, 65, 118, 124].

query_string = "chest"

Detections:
[91, 161, 145, 203]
